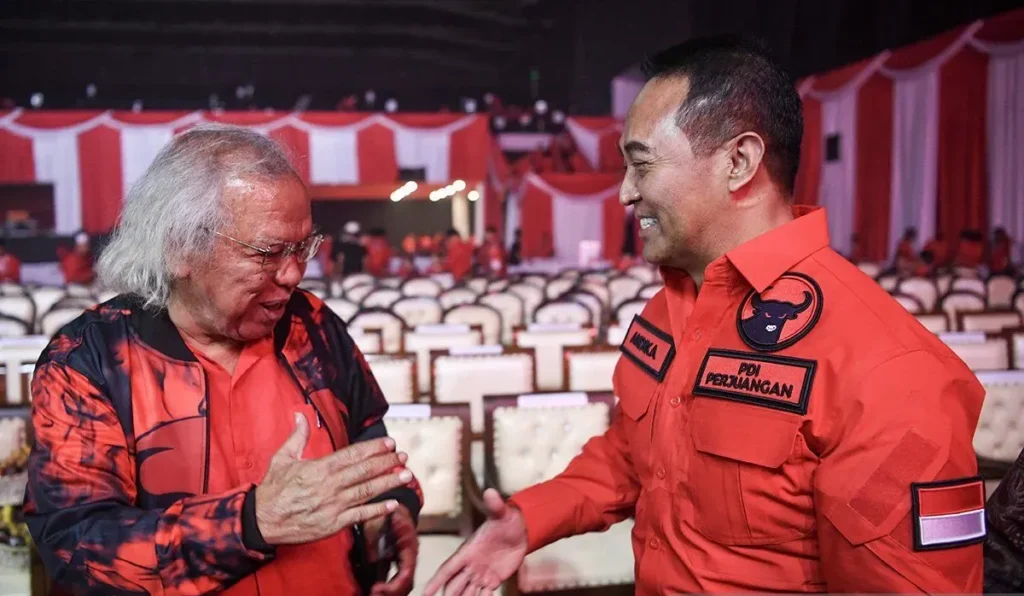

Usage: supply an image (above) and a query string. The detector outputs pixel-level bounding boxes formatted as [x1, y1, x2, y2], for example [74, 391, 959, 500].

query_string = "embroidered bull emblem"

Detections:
[736, 273, 823, 352]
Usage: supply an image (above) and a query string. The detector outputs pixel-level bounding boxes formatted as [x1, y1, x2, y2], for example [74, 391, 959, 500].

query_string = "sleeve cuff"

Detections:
[507, 481, 584, 553]
[242, 487, 275, 555]
[372, 487, 422, 525]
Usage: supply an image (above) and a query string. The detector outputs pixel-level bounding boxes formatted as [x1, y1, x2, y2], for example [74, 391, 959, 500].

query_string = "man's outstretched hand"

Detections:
[424, 489, 528, 595]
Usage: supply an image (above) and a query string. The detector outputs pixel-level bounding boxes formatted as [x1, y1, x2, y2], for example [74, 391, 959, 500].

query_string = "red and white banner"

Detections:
[565, 117, 623, 172]
[0, 110, 489, 234]
[796, 9, 1024, 261]
[519, 172, 626, 261]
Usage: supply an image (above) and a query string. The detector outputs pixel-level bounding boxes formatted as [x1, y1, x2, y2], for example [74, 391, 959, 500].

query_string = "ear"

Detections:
[727, 132, 766, 194]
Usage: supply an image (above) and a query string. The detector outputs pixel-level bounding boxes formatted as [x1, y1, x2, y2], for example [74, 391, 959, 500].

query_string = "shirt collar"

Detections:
[725, 206, 831, 293]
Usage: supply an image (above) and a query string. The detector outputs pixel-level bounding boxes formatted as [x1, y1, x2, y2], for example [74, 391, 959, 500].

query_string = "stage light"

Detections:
[534, 99, 548, 114]
[30, 93, 43, 109]
[551, 110, 565, 124]
[132, 100, 143, 113]
[493, 116, 506, 130]
[463, 98, 477, 113]
[519, 113, 532, 126]
[468, 190, 480, 202]
[430, 191, 442, 202]
[453, 180, 466, 191]
[391, 193, 402, 202]
[365, 90, 376, 104]
[385, 98, 398, 113]
[236, 86, 246, 100]
[86, 84, 97, 98]
[484, 92, 495, 105]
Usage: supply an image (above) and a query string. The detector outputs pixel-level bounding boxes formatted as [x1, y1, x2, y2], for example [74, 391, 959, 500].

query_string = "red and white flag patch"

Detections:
[911, 477, 986, 551]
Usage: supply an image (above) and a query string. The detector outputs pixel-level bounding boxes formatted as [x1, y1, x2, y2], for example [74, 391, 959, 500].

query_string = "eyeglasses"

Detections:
[214, 230, 324, 272]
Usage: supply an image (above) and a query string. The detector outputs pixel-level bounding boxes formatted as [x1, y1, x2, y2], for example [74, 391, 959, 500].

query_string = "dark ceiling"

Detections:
[1, 0, 1020, 116]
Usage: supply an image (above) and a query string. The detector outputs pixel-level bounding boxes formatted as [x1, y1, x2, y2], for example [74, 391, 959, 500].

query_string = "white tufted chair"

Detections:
[568, 292, 603, 328]
[954, 267, 981, 279]
[361, 288, 403, 309]
[438, 287, 479, 311]
[329, 279, 344, 298]
[443, 304, 503, 347]
[345, 283, 376, 304]
[890, 293, 923, 314]
[465, 278, 490, 295]
[959, 310, 1023, 334]
[939, 331, 987, 346]
[876, 274, 899, 292]
[522, 275, 549, 289]
[515, 326, 594, 391]
[38, 307, 85, 338]
[325, 298, 360, 323]
[366, 355, 417, 404]
[1012, 332, 1024, 370]
[298, 278, 328, 299]
[606, 324, 628, 346]
[949, 338, 1010, 371]
[557, 270, 581, 282]
[384, 403, 479, 595]
[487, 279, 510, 293]
[348, 309, 407, 353]
[477, 292, 524, 344]
[856, 262, 881, 278]
[581, 272, 610, 285]
[391, 297, 443, 329]
[484, 392, 634, 593]
[608, 276, 644, 310]
[1016, 291, 1024, 320]
[544, 278, 576, 300]
[507, 283, 544, 322]
[430, 273, 456, 290]
[626, 265, 656, 284]
[564, 346, 619, 392]
[533, 301, 592, 328]
[936, 273, 955, 297]
[341, 274, 375, 293]
[349, 329, 383, 355]
[974, 371, 1024, 462]
[401, 277, 443, 298]
[614, 299, 649, 327]
[28, 287, 66, 320]
[0, 336, 47, 404]
[379, 277, 404, 289]
[951, 277, 987, 296]
[579, 282, 611, 309]
[940, 292, 986, 329]
[97, 290, 119, 303]
[64, 283, 94, 299]
[914, 312, 950, 333]
[405, 326, 482, 395]
[0, 283, 25, 297]
[638, 283, 663, 300]
[987, 276, 1017, 309]
[897, 277, 938, 312]
[0, 296, 35, 332]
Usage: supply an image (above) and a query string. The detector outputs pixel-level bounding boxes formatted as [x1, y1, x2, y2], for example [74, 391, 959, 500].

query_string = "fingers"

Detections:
[442, 568, 473, 596]
[274, 412, 309, 461]
[321, 437, 396, 469]
[335, 499, 398, 530]
[339, 466, 414, 506]
[334, 451, 409, 489]
[482, 488, 506, 518]
[423, 543, 471, 596]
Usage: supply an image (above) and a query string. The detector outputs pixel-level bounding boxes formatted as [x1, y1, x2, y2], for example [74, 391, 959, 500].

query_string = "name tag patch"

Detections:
[619, 315, 675, 381]
[911, 477, 987, 551]
[693, 349, 815, 415]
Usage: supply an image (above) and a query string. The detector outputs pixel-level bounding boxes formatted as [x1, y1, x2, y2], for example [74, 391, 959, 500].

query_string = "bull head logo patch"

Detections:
[736, 272, 823, 352]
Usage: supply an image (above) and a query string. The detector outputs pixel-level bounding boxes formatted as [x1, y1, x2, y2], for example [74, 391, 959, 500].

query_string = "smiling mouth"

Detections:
[639, 217, 657, 230]
[765, 324, 778, 332]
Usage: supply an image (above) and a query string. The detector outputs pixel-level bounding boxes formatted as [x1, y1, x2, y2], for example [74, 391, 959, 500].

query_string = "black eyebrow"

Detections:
[622, 140, 652, 156]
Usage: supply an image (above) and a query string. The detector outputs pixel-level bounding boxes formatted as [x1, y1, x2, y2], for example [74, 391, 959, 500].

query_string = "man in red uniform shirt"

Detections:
[0, 239, 21, 283]
[364, 229, 393, 277]
[443, 229, 474, 281]
[57, 232, 96, 285]
[427, 37, 984, 594]
[478, 227, 506, 278]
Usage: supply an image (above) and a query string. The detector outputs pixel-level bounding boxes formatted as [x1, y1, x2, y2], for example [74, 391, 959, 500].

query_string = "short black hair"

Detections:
[642, 36, 802, 196]
[903, 227, 918, 240]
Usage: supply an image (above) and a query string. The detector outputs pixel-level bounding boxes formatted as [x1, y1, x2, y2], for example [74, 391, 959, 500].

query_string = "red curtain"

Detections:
[793, 96, 821, 206]
[520, 182, 554, 259]
[519, 173, 623, 260]
[854, 74, 894, 262]
[78, 125, 123, 233]
[0, 129, 34, 183]
[269, 125, 311, 184]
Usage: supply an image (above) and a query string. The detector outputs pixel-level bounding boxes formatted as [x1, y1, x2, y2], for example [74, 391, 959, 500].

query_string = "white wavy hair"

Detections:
[97, 123, 301, 310]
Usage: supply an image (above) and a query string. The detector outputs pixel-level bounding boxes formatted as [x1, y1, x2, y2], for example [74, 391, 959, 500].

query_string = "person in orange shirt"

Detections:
[443, 229, 474, 281]
[0, 239, 21, 283]
[57, 232, 96, 285]
[989, 227, 1014, 275]
[364, 228, 393, 277]
[954, 229, 985, 269]
[428, 37, 984, 594]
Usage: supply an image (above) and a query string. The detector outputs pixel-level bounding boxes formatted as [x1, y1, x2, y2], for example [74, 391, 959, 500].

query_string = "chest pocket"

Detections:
[613, 355, 662, 478]
[687, 397, 816, 545]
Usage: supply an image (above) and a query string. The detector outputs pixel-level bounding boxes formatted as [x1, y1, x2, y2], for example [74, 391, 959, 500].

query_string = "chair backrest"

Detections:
[940, 291, 987, 328]
[514, 325, 594, 391]
[64, 283, 95, 299]
[890, 292, 923, 314]
[557, 269, 581, 282]
[477, 292, 524, 344]
[365, 354, 417, 404]
[581, 272, 610, 286]
[430, 272, 456, 290]
[385, 403, 474, 534]
[897, 277, 938, 312]
[936, 273, 955, 296]
[533, 300, 593, 327]
[0, 283, 25, 297]
[987, 275, 1017, 309]
[298, 278, 328, 299]
[625, 265, 656, 284]
[341, 273, 375, 292]
[507, 283, 544, 322]
[484, 392, 613, 493]
[521, 275, 548, 289]
[324, 297, 360, 323]
[400, 277, 443, 298]
[438, 287, 480, 311]
[958, 310, 1023, 334]
[876, 274, 899, 292]
[948, 338, 1010, 371]
[361, 287, 403, 309]
[39, 307, 85, 338]
[608, 276, 644, 310]
[1016, 289, 1024, 319]
[606, 323, 628, 346]
[544, 278, 576, 300]
[856, 262, 881, 278]
[0, 336, 48, 404]
[349, 328, 382, 355]
[1011, 331, 1024, 370]
[348, 308, 407, 353]
[638, 283, 662, 300]
[465, 278, 490, 295]
[344, 283, 376, 304]
[443, 304, 503, 346]
[487, 279, 510, 293]
[431, 349, 535, 433]
[391, 297, 443, 329]
[564, 346, 619, 392]
[579, 282, 610, 308]
[28, 287, 66, 318]
[951, 277, 987, 296]
[914, 312, 950, 333]
[0, 295, 35, 328]
[568, 292, 603, 328]
[974, 371, 1024, 463]
[953, 267, 981, 279]
[405, 325, 482, 395]
[379, 277, 404, 289]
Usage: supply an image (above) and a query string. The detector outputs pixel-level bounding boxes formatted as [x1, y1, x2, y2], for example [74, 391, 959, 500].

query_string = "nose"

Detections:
[273, 253, 305, 288]
[620, 176, 639, 207]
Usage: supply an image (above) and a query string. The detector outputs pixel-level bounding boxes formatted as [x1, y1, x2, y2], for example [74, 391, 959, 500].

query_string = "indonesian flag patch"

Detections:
[911, 477, 986, 551]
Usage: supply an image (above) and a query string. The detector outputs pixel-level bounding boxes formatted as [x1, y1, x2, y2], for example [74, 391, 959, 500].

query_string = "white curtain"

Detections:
[120, 126, 174, 194]
[817, 92, 858, 256]
[564, 119, 602, 171]
[611, 72, 644, 120]
[308, 128, 359, 184]
[393, 127, 451, 183]
[888, 70, 939, 253]
[32, 131, 83, 234]
[987, 50, 1024, 262]
[551, 194, 603, 261]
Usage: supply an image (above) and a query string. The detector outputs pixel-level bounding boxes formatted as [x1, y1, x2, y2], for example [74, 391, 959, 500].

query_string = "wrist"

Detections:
[246, 486, 275, 551]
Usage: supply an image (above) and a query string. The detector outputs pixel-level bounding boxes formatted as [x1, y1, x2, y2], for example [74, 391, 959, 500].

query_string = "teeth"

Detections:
[640, 217, 656, 230]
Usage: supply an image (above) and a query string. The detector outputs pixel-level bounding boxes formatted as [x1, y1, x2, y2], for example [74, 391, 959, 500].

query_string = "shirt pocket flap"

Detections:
[613, 356, 659, 421]
[691, 397, 800, 469]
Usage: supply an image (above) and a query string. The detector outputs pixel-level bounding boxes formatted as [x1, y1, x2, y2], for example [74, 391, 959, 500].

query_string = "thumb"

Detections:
[276, 412, 309, 461]
[482, 488, 507, 519]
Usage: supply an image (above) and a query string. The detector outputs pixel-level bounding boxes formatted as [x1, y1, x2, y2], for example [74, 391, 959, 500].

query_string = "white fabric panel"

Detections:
[817, 93, 858, 256]
[120, 126, 174, 193]
[611, 73, 644, 120]
[564, 119, 602, 170]
[394, 128, 451, 183]
[987, 50, 1024, 263]
[32, 131, 82, 234]
[551, 194, 604, 262]
[308, 128, 359, 184]
[888, 71, 939, 254]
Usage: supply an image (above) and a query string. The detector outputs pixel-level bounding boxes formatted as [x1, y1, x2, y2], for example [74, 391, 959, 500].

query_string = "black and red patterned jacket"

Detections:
[24, 290, 422, 595]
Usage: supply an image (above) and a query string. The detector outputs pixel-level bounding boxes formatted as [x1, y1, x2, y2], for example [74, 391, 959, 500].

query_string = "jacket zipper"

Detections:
[279, 356, 337, 449]
[200, 366, 211, 493]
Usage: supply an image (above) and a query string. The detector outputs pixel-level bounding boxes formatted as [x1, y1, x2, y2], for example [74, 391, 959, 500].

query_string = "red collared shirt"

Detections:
[509, 207, 984, 592]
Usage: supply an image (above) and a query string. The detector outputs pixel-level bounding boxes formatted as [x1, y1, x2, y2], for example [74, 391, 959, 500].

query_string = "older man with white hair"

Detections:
[24, 124, 421, 596]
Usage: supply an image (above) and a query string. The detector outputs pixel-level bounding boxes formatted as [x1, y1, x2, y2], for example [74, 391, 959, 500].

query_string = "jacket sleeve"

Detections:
[507, 405, 640, 552]
[983, 448, 1024, 593]
[25, 360, 273, 596]
[814, 351, 985, 592]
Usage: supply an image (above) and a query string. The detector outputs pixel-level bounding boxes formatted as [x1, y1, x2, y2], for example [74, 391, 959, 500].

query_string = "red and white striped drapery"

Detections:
[795, 9, 1024, 261]
[565, 117, 623, 172]
[519, 172, 626, 261]
[0, 110, 490, 234]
